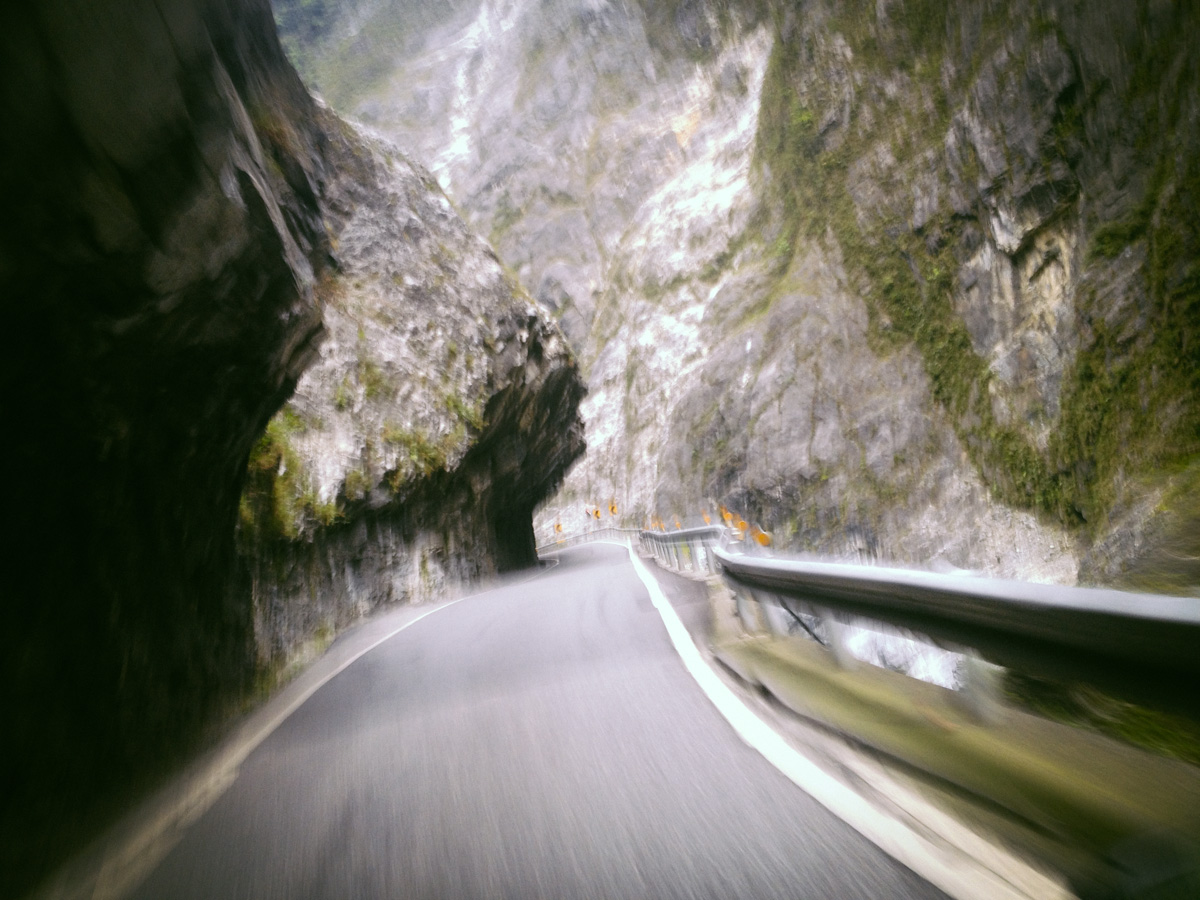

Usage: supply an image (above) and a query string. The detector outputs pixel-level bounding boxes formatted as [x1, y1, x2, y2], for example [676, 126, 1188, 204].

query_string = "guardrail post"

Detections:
[759, 596, 791, 636]
[961, 654, 1004, 724]
[734, 588, 752, 633]
[826, 616, 858, 670]
[734, 588, 766, 634]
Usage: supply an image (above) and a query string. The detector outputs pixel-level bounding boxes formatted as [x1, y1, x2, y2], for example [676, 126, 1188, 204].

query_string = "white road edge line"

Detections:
[623, 541, 1074, 900]
[75, 595, 478, 900]
[74, 558, 581, 900]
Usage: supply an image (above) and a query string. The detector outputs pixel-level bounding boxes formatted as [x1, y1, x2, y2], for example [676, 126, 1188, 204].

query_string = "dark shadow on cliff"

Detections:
[0, 0, 329, 893]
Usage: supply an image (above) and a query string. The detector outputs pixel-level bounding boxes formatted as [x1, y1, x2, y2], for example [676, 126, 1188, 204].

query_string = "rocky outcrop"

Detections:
[735, 0, 1199, 584]
[239, 109, 584, 669]
[2, 0, 583, 893]
[284, 0, 1198, 591]
[2, 0, 330, 891]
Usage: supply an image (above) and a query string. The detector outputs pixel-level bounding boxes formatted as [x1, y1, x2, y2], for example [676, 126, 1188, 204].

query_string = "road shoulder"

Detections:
[627, 542, 1075, 900]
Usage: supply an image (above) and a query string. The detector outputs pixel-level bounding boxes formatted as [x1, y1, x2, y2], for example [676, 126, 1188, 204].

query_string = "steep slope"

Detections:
[281, 0, 1198, 591]
[2, 0, 583, 893]
[739, 0, 1200, 587]
[2, 0, 329, 890]
[240, 109, 584, 669]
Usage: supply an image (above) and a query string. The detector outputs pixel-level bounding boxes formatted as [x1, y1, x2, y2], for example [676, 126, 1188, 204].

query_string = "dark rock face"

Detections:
[244, 340, 585, 665]
[2, 0, 329, 889]
[237, 111, 584, 674]
[1, 1, 585, 894]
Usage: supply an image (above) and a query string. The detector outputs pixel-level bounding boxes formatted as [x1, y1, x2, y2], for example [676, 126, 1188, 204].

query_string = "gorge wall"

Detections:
[239, 107, 583, 672]
[2, 0, 582, 893]
[281, 0, 1199, 591]
[3, 1, 327, 889]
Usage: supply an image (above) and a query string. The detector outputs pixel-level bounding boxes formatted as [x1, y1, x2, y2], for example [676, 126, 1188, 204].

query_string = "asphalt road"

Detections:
[129, 542, 948, 899]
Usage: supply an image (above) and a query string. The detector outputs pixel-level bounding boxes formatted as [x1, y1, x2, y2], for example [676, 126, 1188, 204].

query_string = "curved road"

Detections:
[130, 543, 947, 899]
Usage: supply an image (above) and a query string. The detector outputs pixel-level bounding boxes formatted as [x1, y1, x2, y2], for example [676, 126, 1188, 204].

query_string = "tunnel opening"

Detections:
[492, 502, 538, 571]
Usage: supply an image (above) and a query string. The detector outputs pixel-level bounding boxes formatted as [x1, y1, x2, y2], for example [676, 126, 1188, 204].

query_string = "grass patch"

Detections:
[1007, 672, 1200, 767]
[240, 407, 340, 542]
[358, 357, 391, 401]
[382, 423, 449, 480]
[443, 391, 485, 431]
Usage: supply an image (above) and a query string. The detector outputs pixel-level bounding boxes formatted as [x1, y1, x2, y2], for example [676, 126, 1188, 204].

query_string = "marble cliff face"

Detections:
[282, 0, 1199, 590]
[239, 106, 584, 668]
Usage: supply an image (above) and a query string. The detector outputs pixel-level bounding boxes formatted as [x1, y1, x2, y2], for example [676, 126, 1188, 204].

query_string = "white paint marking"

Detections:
[623, 542, 1073, 900]
[79, 557, 579, 900]
[75, 597, 476, 900]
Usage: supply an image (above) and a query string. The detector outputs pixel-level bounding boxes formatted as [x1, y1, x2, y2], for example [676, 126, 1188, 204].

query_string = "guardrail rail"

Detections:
[629, 526, 1200, 715]
[543, 522, 1200, 892]
[637, 525, 1200, 895]
[535, 526, 639, 554]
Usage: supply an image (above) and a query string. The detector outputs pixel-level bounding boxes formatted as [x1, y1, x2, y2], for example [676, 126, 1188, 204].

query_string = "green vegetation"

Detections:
[1109, 458, 1200, 595]
[382, 422, 450, 480]
[1047, 43, 1200, 533]
[442, 391, 485, 431]
[357, 356, 391, 401]
[240, 407, 340, 542]
[333, 375, 354, 411]
[752, 0, 1200, 539]
[1006, 672, 1200, 768]
[249, 621, 337, 703]
[343, 466, 371, 501]
[712, 613, 1200, 892]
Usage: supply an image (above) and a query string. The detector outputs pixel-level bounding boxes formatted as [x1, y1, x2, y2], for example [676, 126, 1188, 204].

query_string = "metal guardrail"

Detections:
[640, 526, 724, 575]
[536, 526, 638, 553]
[639, 528, 1200, 716]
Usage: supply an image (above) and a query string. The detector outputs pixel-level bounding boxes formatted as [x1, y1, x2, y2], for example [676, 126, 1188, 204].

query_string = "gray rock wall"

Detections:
[283, 0, 1199, 591]
[238, 109, 584, 673]
[2, 0, 584, 892]
[1, 0, 329, 890]
[738, 0, 1199, 585]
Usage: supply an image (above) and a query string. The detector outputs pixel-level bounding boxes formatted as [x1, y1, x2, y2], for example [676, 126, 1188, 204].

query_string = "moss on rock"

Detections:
[753, 0, 1200, 551]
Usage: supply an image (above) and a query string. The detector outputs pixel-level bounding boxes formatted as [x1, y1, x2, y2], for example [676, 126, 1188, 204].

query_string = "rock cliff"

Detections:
[239, 108, 584, 671]
[283, 0, 1199, 591]
[2, 0, 582, 892]
[3, 0, 328, 889]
